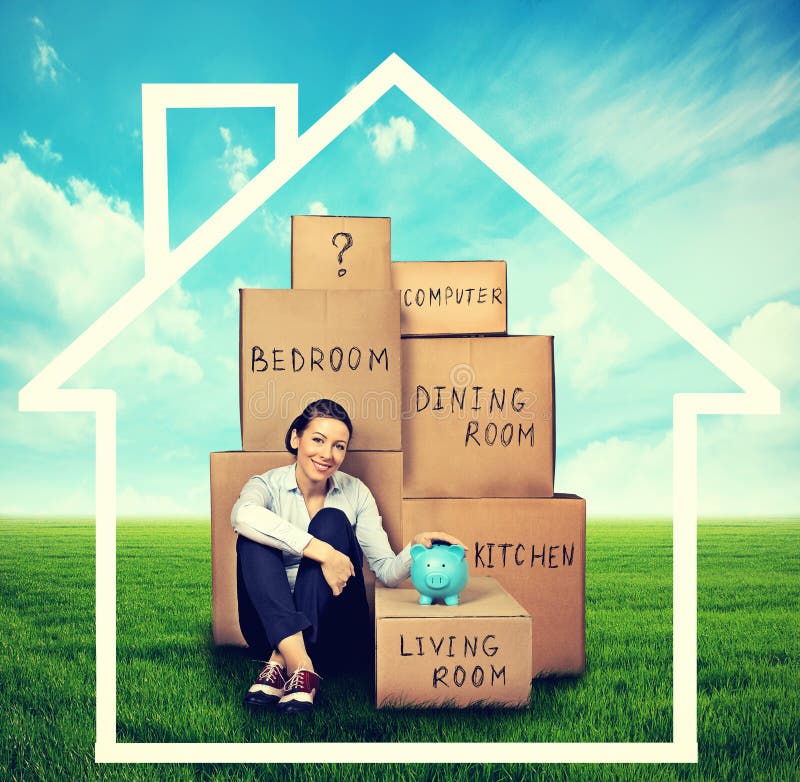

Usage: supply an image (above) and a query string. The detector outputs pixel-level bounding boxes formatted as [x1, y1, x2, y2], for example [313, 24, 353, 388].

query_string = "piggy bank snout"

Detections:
[425, 571, 451, 590]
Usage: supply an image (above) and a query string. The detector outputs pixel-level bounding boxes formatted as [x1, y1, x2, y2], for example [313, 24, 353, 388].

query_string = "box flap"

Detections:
[376, 577, 529, 619]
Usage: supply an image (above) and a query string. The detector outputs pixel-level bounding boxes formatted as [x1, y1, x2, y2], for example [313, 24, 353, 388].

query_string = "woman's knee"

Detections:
[236, 533, 284, 573]
[308, 508, 352, 548]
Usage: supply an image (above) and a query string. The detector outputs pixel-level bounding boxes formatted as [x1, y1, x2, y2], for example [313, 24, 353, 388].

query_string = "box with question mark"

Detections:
[291, 215, 391, 290]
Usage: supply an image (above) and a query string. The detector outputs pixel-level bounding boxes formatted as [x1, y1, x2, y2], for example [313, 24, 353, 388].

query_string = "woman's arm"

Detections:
[352, 479, 464, 587]
[233, 473, 356, 596]
[231, 475, 312, 556]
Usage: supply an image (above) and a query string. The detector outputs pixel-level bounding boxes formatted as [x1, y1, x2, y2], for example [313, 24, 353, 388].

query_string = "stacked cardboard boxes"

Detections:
[394, 258, 586, 679]
[209, 215, 585, 700]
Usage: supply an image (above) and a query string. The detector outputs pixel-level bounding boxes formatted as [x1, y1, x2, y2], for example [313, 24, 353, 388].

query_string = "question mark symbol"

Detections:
[331, 232, 353, 278]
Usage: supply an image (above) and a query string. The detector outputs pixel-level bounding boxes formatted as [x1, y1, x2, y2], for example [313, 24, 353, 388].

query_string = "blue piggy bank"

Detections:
[410, 543, 469, 606]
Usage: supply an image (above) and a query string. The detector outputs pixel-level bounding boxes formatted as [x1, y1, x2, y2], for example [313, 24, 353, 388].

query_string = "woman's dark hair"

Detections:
[285, 398, 353, 455]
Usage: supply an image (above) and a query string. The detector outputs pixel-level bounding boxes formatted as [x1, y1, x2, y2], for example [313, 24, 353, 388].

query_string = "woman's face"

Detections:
[291, 416, 350, 487]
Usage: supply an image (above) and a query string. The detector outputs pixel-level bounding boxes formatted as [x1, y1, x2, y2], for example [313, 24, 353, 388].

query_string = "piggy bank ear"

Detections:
[449, 544, 466, 560]
[410, 544, 427, 560]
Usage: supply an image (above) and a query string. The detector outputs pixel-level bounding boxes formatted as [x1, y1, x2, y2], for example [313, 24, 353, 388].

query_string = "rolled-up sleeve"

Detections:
[352, 480, 412, 588]
[231, 475, 312, 556]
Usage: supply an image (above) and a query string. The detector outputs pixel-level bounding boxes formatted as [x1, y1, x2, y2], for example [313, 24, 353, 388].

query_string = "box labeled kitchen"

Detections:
[402, 495, 585, 677]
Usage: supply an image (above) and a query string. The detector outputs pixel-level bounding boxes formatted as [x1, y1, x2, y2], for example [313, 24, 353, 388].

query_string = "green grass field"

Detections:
[1, 518, 797, 781]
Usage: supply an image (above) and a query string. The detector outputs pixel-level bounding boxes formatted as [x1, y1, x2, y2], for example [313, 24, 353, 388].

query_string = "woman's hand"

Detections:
[410, 531, 467, 549]
[320, 545, 355, 597]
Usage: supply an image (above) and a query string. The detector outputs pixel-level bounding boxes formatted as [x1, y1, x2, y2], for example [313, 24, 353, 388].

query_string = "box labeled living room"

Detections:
[374, 577, 532, 708]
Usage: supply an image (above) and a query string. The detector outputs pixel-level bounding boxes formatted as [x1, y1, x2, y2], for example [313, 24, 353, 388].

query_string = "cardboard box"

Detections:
[402, 496, 585, 677]
[291, 215, 391, 290]
[391, 260, 507, 336]
[210, 450, 404, 647]
[401, 336, 554, 498]
[240, 289, 402, 452]
[375, 577, 531, 708]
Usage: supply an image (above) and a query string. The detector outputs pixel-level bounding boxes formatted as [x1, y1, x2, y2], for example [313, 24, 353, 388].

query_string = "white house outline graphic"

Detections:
[18, 53, 779, 765]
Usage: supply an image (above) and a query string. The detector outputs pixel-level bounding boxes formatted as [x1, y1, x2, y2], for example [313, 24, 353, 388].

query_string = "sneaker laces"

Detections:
[284, 668, 320, 690]
[256, 661, 284, 683]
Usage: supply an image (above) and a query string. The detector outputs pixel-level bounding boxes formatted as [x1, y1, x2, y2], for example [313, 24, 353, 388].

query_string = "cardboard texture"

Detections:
[391, 260, 507, 336]
[375, 577, 532, 708]
[239, 289, 402, 452]
[210, 450, 404, 647]
[291, 215, 391, 290]
[401, 336, 555, 498]
[402, 496, 585, 677]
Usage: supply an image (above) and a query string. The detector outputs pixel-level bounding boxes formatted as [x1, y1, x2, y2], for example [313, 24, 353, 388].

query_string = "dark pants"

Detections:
[236, 507, 371, 674]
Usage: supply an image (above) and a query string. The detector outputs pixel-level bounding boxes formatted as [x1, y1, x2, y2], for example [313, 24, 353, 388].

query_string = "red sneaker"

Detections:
[278, 668, 321, 713]
[243, 661, 287, 707]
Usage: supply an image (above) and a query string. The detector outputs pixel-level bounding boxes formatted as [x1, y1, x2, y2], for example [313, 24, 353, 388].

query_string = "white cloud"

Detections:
[556, 297, 800, 517]
[218, 126, 258, 193]
[537, 259, 630, 391]
[0, 399, 92, 452]
[3, 480, 95, 517]
[0, 323, 67, 385]
[84, 286, 204, 387]
[558, 406, 800, 517]
[557, 433, 673, 516]
[153, 285, 202, 344]
[116, 465, 210, 516]
[226, 276, 282, 317]
[697, 402, 800, 516]
[19, 131, 62, 163]
[228, 276, 249, 306]
[308, 200, 329, 215]
[728, 300, 800, 392]
[570, 322, 631, 391]
[0, 153, 203, 389]
[483, 4, 800, 198]
[117, 485, 206, 517]
[367, 116, 416, 160]
[472, 140, 800, 377]
[685, 298, 800, 516]
[539, 260, 594, 334]
[598, 142, 800, 342]
[261, 208, 290, 246]
[0, 153, 141, 325]
[31, 18, 68, 84]
[226, 275, 256, 315]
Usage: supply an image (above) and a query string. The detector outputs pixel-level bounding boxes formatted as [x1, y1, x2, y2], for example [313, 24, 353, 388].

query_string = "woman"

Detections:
[231, 398, 463, 713]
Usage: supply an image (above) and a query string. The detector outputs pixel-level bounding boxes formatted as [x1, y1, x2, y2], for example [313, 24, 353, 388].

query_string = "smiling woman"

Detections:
[230, 398, 463, 714]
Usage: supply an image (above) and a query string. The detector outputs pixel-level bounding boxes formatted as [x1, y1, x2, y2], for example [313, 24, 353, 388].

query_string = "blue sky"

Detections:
[1, 0, 798, 518]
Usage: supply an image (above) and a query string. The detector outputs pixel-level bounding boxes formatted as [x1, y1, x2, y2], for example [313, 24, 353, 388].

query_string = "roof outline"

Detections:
[17, 52, 780, 766]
